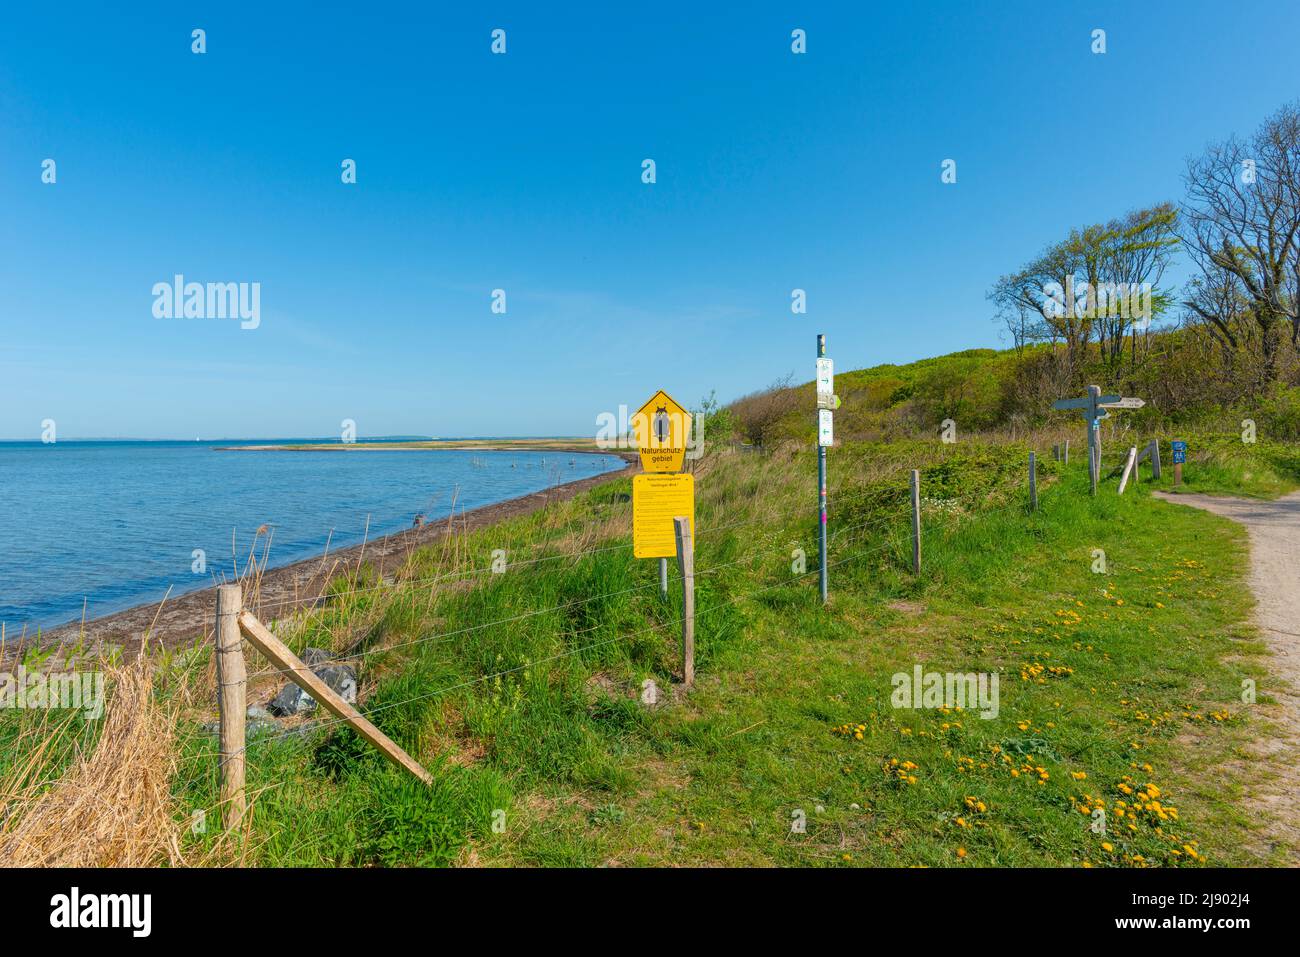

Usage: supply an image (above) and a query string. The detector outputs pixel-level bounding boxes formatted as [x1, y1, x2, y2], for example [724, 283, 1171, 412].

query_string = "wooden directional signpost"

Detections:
[1052, 385, 1145, 496]
[632, 389, 696, 685]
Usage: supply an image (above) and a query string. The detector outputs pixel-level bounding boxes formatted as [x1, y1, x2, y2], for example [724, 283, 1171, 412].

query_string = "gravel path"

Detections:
[1154, 489, 1300, 861]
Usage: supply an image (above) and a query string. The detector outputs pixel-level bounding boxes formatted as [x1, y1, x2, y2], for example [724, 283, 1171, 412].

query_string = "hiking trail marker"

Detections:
[1052, 385, 1145, 496]
[816, 335, 833, 603]
[1171, 439, 1187, 485]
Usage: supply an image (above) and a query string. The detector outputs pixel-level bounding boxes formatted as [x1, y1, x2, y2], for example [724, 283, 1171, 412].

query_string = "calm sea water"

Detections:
[0, 440, 625, 632]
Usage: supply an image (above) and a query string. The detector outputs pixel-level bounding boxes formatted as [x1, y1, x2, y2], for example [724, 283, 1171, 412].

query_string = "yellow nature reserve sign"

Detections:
[634, 390, 691, 474]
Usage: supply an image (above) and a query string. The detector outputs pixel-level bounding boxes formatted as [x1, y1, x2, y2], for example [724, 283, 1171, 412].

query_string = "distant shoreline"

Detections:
[217, 439, 610, 453]
[28, 449, 636, 661]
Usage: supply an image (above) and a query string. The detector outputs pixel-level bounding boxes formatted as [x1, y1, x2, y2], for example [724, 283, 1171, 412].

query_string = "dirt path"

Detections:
[1154, 489, 1300, 861]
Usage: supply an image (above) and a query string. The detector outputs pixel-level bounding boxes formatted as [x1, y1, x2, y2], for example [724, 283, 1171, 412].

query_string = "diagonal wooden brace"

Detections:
[237, 610, 432, 785]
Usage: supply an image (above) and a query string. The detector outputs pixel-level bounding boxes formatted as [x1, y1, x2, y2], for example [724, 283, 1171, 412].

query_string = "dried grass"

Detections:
[0, 655, 185, 867]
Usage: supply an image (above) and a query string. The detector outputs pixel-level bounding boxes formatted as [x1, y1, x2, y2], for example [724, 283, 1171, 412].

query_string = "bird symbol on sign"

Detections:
[653, 406, 670, 443]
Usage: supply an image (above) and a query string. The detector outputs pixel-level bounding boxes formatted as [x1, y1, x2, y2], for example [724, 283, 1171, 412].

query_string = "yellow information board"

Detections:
[635, 390, 691, 473]
[632, 473, 695, 558]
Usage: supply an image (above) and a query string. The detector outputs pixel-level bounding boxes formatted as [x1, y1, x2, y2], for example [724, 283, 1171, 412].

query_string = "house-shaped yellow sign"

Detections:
[634, 390, 691, 473]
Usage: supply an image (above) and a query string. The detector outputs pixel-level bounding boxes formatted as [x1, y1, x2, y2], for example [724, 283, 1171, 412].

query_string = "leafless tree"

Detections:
[1181, 101, 1300, 379]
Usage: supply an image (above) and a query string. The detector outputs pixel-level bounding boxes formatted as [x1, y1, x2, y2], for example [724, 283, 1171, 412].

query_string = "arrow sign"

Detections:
[1053, 394, 1120, 411]
[1099, 397, 1146, 410]
[815, 358, 834, 395]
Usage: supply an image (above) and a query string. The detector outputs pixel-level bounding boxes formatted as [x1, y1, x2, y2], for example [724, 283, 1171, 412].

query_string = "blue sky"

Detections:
[2, 1, 1296, 439]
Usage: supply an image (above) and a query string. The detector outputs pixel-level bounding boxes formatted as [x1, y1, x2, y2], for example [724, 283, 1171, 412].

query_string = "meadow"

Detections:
[5, 426, 1288, 867]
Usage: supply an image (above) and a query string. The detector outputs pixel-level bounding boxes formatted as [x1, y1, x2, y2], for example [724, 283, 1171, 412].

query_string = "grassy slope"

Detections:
[163, 438, 1294, 867]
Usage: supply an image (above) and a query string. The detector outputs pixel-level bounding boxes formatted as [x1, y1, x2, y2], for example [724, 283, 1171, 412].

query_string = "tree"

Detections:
[730, 373, 799, 446]
[988, 203, 1177, 371]
[1181, 101, 1300, 380]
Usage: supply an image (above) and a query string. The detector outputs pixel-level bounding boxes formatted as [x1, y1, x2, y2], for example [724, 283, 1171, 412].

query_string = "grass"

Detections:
[2, 430, 1293, 867]
[149, 436, 1288, 867]
[1152, 434, 1300, 499]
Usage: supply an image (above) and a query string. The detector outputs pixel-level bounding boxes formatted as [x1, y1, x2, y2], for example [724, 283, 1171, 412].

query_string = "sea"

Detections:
[0, 439, 625, 632]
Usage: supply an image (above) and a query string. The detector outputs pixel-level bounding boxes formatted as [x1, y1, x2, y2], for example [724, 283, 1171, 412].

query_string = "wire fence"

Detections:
[221, 471, 1055, 766]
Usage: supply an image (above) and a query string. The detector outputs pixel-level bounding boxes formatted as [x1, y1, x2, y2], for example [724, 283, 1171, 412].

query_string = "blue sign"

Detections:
[1171, 440, 1187, 464]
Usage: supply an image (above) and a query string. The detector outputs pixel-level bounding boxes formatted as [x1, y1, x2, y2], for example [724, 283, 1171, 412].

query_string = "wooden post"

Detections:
[215, 583, 247, 831]
[1052, 444, 1059, 463]
[910, 469, 921, 573]
[1088, 385, 1101, 496]
[1028, 451, 1038, 512]
[237, 610, 433, 784]
[1118, 446, 1138, 494]
[1063, 439, 1069, 465]
[1149, 439, 1161, 480]
[673, 516, 695, 688]
[659, 557, 668, 600]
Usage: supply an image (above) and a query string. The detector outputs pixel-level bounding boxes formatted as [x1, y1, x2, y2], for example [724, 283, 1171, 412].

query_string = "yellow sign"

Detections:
[632, 473, 695, 559]
[634, 390, 691, 473]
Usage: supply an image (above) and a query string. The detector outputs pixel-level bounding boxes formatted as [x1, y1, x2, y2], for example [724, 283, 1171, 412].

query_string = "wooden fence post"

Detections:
[1063, 439, 1069, 465]
[1149, 439, 1162, 480]
[659, 557, 668, 600]
[910, 469, 921, 573]
[215, 583, 246, 831]
[673, 516, 694, 688]
[1029, 451, 1038, 512]
[1118, 446, 1138, 494]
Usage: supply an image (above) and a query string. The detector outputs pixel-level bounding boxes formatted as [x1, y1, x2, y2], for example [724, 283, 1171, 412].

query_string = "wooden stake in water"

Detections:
[910, 468, 921, 573]
[215, 584, 247, 831]
[673, 516, 695, 688]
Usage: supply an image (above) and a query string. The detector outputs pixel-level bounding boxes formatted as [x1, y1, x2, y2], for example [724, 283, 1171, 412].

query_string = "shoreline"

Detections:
[216, 439, 611, 453]
[29, 452, 637, 661]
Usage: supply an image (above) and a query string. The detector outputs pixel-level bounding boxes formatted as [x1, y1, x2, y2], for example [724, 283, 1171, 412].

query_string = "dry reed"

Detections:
[0, 654, 184, 867]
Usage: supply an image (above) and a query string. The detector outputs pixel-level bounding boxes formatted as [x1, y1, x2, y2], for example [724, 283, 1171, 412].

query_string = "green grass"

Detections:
[155, 437, 1292, 867]
[1150, 434, 1300, 499]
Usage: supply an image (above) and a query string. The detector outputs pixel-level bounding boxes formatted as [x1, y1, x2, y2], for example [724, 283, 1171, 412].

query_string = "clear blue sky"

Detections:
[2, 1, 1296, 439]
